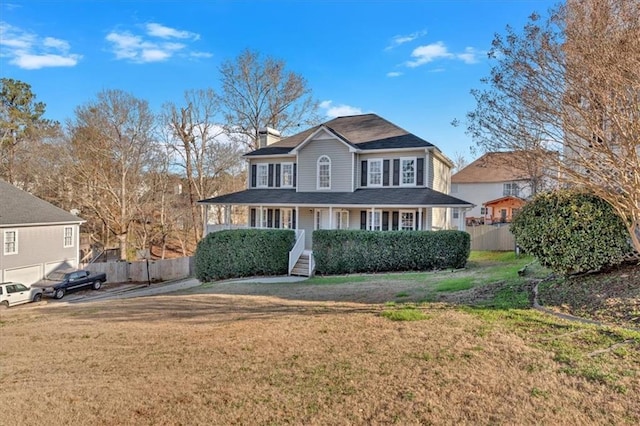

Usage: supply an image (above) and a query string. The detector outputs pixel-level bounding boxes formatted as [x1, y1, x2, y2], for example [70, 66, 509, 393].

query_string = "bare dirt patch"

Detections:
[1, 294, 638, 425]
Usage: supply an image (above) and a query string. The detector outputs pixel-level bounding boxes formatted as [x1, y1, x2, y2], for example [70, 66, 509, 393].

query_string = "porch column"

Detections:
[371, 206, 375, 230]
[259, 206, 264, 228]
[329, 206, 333, 229]
[418, 208, 422, 231]
[202, 204, 208, 237]
[225, 204, 231, 229]
[295, 206, 299, 230]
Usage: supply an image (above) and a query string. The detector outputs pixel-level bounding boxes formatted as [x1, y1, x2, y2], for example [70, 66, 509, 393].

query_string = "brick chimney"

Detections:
[258, 127, 281, 148]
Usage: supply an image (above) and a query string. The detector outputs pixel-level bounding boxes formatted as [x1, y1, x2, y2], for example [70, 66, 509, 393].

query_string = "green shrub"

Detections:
[312, 230, 470, 275]
[194, 229, 296, 281]
[510, 190, 630, 275]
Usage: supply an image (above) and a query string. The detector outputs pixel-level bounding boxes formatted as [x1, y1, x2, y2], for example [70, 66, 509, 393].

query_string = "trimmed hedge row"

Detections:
[510, 190, 630, 275]
[312, 230, 470, 275]
[194, 229, 296, 281]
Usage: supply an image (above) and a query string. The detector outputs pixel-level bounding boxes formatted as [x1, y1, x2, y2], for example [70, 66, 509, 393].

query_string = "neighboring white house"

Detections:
[0, 180, 84, 286]
[451, 152, 540, 225]
[199, 113, 473, 275]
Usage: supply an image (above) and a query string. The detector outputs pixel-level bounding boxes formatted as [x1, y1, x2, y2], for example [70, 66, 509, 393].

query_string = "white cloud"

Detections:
[146, 23, 199, 40]
[457, 46, 480, 64]
[406, 42, 453, 67]
[385, 29, 427, 50]
[0, 22, 81, 69]
[386, 71, 403, 78]
[320, 100, 363, 118]
[106, 23, 210, 64]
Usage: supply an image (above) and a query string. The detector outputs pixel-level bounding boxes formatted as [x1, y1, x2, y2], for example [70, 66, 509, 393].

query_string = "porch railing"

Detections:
[288, 229, 305, 275]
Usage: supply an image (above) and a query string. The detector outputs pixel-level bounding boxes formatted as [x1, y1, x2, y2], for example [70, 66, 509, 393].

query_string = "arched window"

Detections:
[317, 155, 331, 189]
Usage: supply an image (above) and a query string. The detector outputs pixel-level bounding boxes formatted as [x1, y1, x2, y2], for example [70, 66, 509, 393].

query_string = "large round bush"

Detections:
[510, 190, 630, 275]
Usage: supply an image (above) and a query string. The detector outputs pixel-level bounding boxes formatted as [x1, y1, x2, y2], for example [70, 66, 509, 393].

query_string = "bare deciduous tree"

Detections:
[219, 49, 320, 151]
[161, 89, 243, 242]
[68, 89, 157, 260]
[466, 0, 640, 251]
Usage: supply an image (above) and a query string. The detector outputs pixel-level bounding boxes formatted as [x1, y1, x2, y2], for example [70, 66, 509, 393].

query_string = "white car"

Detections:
[0, 282, 43, 308]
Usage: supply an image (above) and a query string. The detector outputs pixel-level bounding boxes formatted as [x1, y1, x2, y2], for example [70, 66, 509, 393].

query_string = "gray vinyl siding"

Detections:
[356, 150, 428, 189]
[297, 138, 352, 192]
[1, 224, 80, 282]
[432, 155, 450, 193]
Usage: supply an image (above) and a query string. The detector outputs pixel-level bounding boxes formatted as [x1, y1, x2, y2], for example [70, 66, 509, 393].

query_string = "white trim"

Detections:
[367, 159, 383, 187]
[400, 157, 417, 187]
[317, 155, 331, 190]
[281, 162, 294, 188]
[291, 126, 358, 154]
[3, 229, 18, 255]
[63, 226, 74, 248]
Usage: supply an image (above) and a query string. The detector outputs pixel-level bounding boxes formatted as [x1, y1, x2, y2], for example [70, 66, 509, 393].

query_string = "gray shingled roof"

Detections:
[245, 113, 435, 157]
[0, 180, 84, 226]
[199, 188, 473, 207]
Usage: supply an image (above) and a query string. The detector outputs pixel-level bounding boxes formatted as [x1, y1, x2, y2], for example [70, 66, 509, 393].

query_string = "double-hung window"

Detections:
[281, 163, 293, 187]
[503, 183, 519, 197]
[260, 209, 268, 228]
[368, 159, 383, 186]
[400, 211, 415, 230]
[281, 209, 293, 229]
[368, 211, 381, 231]
[4, 230, 17, 255]
[256, 164, 269, 188]
[400, 157, 416, 186]
[63, 226, 74, 248]
[335, 210, 349, 229]
[317, 156, 331, 189]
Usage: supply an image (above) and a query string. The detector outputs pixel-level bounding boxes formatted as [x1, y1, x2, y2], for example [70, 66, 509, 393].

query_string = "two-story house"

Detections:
[0, 180, 84, 286]
[199, 114, 473, 275]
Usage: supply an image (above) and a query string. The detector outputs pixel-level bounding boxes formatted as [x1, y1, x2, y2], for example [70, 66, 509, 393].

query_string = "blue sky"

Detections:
[0, 0, 556, 160]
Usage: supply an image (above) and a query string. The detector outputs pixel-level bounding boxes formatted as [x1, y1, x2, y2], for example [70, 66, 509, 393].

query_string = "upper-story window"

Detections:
[317, 155, 331, 189]
[368, 159, 383, 186]
[4, 230, 17, 255]
[503, 183, 520, 197]
[401, 157, 416, 186]
[281, 163, 294, 187]
[63, 226, 74, 248]
[256, 164, 268, 187]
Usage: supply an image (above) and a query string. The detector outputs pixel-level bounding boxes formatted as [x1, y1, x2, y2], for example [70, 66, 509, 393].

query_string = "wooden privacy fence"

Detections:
[81, 257, 194, 284]
[467, 224, 516, 252]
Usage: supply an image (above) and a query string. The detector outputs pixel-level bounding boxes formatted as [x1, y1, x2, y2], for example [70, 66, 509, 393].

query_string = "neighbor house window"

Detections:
[4, 230, 17, 255]
[335, 210, 349, 229]
[257, 164, 269, 187]
[281, 163, 294, 187]
[317, 156, 331, 189]
[480, 207, 488, 215]
[368, 211, 381, 231]
[63, 226, 74, 248]
[503, 182, 520, 197]
[400, 211, 415, 230]
[368, 159, 383, 186]
[401, 157, 416, 186]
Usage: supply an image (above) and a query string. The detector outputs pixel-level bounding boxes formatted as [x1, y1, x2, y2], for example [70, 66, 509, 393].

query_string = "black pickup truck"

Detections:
[32, 269, 107, 299]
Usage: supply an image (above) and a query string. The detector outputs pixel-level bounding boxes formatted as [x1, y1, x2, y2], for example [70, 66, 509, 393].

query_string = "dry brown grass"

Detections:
[1, 294, 638, 425]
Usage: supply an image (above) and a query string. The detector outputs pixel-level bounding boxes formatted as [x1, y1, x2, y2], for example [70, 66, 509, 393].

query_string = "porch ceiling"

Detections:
[199, 188, 474, 208]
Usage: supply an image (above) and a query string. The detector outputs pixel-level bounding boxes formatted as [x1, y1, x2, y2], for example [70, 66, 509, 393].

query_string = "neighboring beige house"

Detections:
[0, 180, 84, 286]
[199, 113, 473, 275]
[451, 152, 538, 225]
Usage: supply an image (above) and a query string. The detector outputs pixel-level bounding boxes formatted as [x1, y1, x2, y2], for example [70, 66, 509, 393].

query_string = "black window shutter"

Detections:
[268, 164, 274, 187]
[360, 210, 367, 230]
[250, 208, 256, 227]
[393, 159, 400, 186]
[293, 163, 297, 187]
[382, 211, 389, 231]
[392, 211, 399, 230]
[417, 158, 424, 186]
[267, 209, 273, 228]
[292, 209, 297, 229]
[383, 160, 390, 186]
[361, 161, 367, 187]
[251, 164, 257, 187]
[275, 164, 281, 187]
[274, 209, 280, 228]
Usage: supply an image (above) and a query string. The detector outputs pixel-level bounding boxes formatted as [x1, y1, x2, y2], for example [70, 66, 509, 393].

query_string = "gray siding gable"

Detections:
[297, 137, 352, 192]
